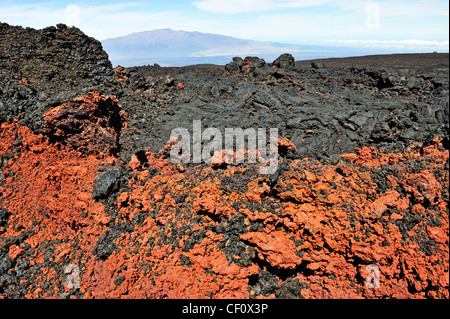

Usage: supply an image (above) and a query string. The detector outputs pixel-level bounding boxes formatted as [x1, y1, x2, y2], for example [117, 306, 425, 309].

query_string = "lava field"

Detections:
[0, 22, 448, 299]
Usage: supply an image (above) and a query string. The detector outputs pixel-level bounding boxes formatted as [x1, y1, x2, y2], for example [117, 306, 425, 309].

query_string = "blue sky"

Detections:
[1, 0, 449, 51]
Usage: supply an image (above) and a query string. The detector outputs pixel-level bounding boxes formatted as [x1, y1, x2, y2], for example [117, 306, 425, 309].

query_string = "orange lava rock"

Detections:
[8, 244, 24, 260]
[278, 137, 297, 151]
[43, 91, 127, 155]
[246, 178, 271, 202]
[402, 170, 442, 205]
[17, 76, 35, 91]
[240, 231, 302, 269]
[114, 66, 128, 84]
[1, 118, 448, 299]
[128, 154, 141, 170]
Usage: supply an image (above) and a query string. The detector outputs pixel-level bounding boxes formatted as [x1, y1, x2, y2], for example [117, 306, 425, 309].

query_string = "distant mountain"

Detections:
[101, 29, 380, 67]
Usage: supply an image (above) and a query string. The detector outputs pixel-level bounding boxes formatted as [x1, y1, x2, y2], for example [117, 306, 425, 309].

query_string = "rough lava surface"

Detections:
[0, 22, 448, 299]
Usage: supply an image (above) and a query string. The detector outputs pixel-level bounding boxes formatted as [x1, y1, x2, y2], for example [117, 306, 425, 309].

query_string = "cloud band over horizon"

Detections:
[0, 0, 448, 53]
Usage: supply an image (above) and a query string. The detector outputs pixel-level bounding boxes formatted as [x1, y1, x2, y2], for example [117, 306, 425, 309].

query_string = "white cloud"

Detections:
[189, 41, 327, 57]
[327, 39, 449, 51]
[208, 12, 367, 42]
[191, 0, 328, 14]
[0, 2, 196, 40]
[1, 0, 447, 47]
[192, 0, 449, 18]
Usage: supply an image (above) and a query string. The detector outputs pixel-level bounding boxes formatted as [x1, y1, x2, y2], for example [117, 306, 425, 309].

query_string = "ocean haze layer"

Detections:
[101, 28, 392, 67]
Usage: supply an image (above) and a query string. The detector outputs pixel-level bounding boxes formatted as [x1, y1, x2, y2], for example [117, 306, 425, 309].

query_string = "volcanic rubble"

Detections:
[0, 22, 448, 299]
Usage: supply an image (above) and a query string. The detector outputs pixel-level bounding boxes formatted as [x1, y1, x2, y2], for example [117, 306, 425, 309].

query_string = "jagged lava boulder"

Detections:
[43, 91, 127, 155]
[0, 22, 118, 133]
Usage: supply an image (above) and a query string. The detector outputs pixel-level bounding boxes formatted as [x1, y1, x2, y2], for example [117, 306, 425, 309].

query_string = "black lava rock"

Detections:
[273, 53, 295, 69]
[92, 169, 121, 199]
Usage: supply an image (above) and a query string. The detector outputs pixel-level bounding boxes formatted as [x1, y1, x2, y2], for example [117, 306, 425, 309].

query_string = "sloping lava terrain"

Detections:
[0, 22, 448, 299]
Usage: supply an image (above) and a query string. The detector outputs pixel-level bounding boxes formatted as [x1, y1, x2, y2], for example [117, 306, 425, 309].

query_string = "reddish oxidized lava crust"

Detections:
[0, 117, 448, 299]
[43, 91, 127, 156]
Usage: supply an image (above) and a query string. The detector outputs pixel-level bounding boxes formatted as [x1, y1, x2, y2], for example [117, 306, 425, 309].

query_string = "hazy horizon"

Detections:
[100, 28, 449, 67]
[1, 0, 448, 54]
